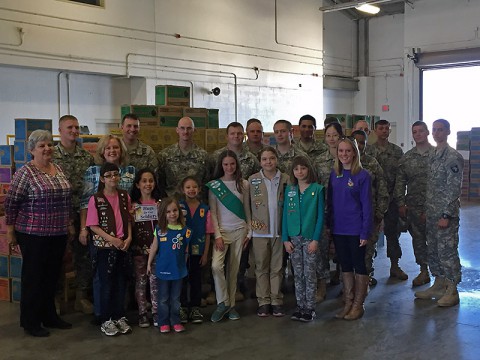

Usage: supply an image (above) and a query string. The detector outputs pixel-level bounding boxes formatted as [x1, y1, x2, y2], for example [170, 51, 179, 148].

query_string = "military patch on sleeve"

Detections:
[450, 165, 459, 173]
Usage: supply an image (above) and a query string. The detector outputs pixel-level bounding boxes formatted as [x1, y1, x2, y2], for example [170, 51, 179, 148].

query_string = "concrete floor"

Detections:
[1, 202, 479, 360]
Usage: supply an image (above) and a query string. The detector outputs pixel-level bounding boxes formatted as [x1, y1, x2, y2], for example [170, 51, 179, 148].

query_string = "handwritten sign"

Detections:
[134, 204, 158, 222]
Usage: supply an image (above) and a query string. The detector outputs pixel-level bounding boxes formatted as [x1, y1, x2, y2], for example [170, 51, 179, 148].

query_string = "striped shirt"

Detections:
[6, 162, 72, 236]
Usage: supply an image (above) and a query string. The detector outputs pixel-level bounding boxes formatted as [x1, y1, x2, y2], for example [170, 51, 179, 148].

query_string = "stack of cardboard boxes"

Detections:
[469, 128, 480, 200]
[121, 85, 222, 153]
[457, 131, 470, 200]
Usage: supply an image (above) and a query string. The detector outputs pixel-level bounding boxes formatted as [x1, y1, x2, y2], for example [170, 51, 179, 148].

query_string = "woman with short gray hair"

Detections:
[5, 129, 73, 337]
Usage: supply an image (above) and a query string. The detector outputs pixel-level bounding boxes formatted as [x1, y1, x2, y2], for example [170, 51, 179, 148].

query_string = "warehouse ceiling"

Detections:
[320, 0, 411, 20]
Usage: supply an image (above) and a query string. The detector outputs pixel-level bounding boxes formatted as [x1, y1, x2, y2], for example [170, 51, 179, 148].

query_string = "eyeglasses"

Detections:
[103, 172, 120, 179]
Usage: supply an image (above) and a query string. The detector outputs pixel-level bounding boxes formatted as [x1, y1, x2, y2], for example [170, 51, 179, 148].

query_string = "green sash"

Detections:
[207, 179, 246, 221]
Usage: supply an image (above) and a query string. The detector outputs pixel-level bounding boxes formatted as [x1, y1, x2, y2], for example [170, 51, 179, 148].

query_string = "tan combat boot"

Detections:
[412, 265, 430, 287]
[344, 274, 369, 320]
[390, 258, 408, 281]
[437, 280, 460, 307]
[316, 279, 327, 303]
[415, 277, 446, 299]
[335, 272, 354, 319]
[74, 290, 94, 314]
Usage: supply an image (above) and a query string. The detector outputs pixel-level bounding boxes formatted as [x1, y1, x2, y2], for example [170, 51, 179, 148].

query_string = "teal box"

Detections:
[14, 141, 28, 162]
[9, 255, 22, 279]
[207, 109, 219, 129]
[155, 85, 190, 106]
[14, 162, 25, 171]
[15, 119, 52, 141]
[0, 146, 14, 166]
[0, 255, 8, 278]
[11, 278, 20, 303]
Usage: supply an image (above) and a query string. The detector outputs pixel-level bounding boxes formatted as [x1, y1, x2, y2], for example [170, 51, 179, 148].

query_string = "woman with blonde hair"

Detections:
[327, 137, 373, 320]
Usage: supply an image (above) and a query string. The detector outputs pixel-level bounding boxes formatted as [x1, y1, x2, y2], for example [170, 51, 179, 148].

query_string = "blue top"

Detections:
[282, 182, 325, 242]
[154, 226, 191, 280]
[327, 169, 373, 239]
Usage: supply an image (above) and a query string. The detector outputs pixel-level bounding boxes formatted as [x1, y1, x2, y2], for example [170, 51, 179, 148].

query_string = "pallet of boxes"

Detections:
[469, 128, 480, 201]
[120, 85, 222, 153]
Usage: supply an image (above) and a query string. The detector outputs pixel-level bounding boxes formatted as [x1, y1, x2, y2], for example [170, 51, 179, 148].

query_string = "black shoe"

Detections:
[290, 309, 303, 321]
[272, 305, 285, 317]
[25, 327, 50, 337]
[300, 309, 316, 322]
[256, 304, 271, 317]
[44, 318, 72, 329]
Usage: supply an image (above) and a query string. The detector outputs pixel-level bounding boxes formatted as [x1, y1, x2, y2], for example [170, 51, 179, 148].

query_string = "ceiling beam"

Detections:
[319, 0, 404, 13]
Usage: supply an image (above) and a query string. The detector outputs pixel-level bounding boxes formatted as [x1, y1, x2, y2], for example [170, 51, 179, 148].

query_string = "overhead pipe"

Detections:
[0, 26, 24, 47]
[319, 0, 404, 13]
[0, 7, 322, 64]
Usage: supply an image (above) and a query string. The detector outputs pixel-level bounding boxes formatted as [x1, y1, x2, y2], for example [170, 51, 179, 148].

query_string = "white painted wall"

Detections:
[0, 0, 324, 140]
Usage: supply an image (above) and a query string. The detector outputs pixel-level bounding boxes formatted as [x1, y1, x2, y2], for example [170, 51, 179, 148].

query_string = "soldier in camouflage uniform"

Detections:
[415, 119, 463, 307]
[352, 130, 389, 286]
[394, 121, 435, 287]
[244, 118, 265, 157]
[52, 115, 95, 314]
[293, 114, 328, 165]
[121, 113, 159, 172]
[370, 119, 407, 280]
[273, 120, 307, 174]
[211, 122, 260, 181]
[157, 117, 210, 198]
[211, 122, 260, 302]
[354, 120, 378, 158]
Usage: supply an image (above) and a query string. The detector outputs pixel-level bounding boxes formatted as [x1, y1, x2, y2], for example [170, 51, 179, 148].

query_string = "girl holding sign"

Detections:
[147, 197, 191, 333]
[130, 169, 162, 328]
[207, 150, 252, 323]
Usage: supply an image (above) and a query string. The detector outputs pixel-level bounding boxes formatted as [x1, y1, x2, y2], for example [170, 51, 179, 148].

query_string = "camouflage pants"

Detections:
[72, 214, 92, 290]
[407, 206, 428, 267]
[316, 226, 330, 280]
[384, 200, 402, 259]
[133, 255, 158, 316]
[365, 221, 381, 275]
[290, 236, 317, 311]
[426, 214, 461, 284]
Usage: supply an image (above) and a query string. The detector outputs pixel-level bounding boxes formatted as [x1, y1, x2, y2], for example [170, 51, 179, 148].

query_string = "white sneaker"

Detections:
[115, 317, 132, 334]
[101, 319, 119, 336]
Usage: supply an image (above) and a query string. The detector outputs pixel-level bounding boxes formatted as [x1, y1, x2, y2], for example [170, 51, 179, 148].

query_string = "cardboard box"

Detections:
[82, 142, 98, 157]
[14, 162, 25, 171]
[14, 141, 28, 162]
[0, 145, 14, 166]
[121, 105, 160, 126]
[217, 128, 228, 149]
[207, 109, 219, 129]
[0, 167, 13, 183]
[158, 106, 183, 127]
[9, 255, 22, 279]
[0, 277, 10, 301]
[262, 133, 277, 146]
[192, 129, 206, 149]
[327, 114, 354, 129]
[0, 183, 10, 195]
[14, 119, 53, 141]
[161, 128, 178, 147]
[0, 255, 8, 277]
[138, 126, 166, 154]
[183, 108, 208, 129]
[11, 277, 20, 303]
[155, 85, 190, 106]
[205, 129, 218, 153]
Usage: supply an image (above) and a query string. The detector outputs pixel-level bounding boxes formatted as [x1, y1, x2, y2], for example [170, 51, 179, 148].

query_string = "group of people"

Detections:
[4, 112, 463, 338]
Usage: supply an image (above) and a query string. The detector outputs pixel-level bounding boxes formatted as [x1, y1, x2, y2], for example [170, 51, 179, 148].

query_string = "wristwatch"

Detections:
[441, 214, 450, 219]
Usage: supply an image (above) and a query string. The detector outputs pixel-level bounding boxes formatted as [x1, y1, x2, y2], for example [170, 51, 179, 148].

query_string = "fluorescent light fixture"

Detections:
[355, 4, 381, 14]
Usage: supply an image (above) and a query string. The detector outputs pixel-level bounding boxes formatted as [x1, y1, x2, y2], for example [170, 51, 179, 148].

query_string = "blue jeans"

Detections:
[157, 278, 183, 326]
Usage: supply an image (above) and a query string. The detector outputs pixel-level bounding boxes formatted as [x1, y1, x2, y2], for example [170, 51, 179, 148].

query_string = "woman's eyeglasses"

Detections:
[103, 172, 120, 179]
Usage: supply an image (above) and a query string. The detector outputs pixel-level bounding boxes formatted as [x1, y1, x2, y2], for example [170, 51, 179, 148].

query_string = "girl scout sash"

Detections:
[207, 179, 246, 221]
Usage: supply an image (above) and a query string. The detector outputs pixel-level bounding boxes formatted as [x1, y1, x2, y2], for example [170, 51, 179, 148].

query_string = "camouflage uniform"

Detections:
[370, 142, 404, 259]
[290, 236, 317, 311]
[362, 154, 389, 276]
[275, 145, 307, 175]
[53, 143, 94, 290]
[425, 145, 463, 284]
[394, 144, 435, 268]
[293, 139, 328, 165]
[125, 140, 159, 172]
[313, 151, 334, 281]
[211, 145, 260, 180]
[244, 142, 264, 158]
[157, 143, 210, 197]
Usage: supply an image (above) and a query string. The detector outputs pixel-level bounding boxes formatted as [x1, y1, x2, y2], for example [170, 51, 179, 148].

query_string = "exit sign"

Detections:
[382, 105, 390, 112]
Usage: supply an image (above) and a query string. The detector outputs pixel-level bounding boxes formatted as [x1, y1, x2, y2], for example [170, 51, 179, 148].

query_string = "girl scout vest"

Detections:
[180, 200, 209, 256]
[131, 201, 158, 256]
[91, 189, 130, 248]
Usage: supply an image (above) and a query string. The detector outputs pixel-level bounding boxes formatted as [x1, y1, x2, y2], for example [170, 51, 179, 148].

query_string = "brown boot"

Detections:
[74, 290, 94, 315]
[344, 274, 369, 320]
[437, 280, 460, 307]
[335, 272, 354, 319]
[316, 279, 327, 303]
[415, 277, 446, 299]
[412, 265, 430, 287]
[390, 259, 408, 281]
